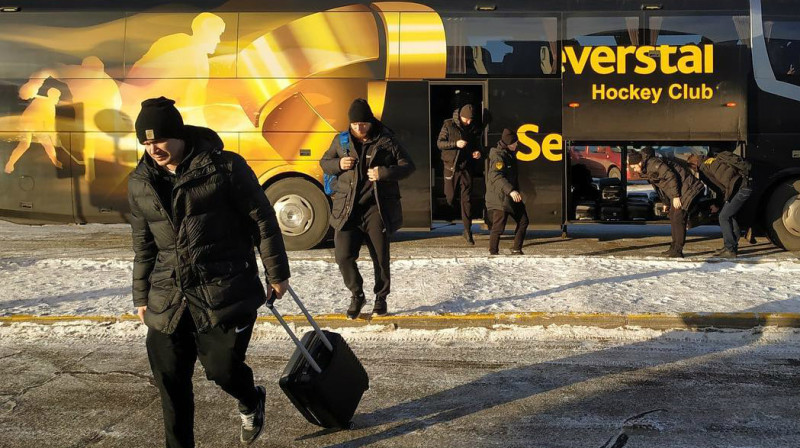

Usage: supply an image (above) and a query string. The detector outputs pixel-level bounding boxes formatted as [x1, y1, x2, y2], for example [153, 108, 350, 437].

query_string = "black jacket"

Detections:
[485, 140, 521, 212]
[319, 122, 415, 233]
[128, 126, 290, 334]
[641, 155, 704, 210]
[436, 109, 482, 172]
[698, 153, 748, 202]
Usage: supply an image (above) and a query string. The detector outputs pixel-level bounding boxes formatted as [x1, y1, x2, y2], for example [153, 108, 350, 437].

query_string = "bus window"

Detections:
[442, 15, 558, 76]
[763, 19, 800, 85]
[565, 16, 640, 48]
[648, 15, 750, 47]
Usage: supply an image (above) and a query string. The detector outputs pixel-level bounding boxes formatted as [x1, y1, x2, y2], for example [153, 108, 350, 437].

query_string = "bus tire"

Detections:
[265, 177, 330, 251]
[765, 178, 800, 251]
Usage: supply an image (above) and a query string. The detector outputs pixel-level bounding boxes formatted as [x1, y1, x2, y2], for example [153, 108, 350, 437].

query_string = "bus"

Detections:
[0, 0, 798, 251]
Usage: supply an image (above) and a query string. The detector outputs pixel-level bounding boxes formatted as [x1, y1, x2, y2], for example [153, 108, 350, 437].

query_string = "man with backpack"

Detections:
[697, 151, 753, 257]
[320, 98, 415, 319]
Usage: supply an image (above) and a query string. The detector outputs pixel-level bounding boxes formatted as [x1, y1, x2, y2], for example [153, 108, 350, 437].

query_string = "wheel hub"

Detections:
[273, 194, 314, 236]
[783, 194, 800, 237]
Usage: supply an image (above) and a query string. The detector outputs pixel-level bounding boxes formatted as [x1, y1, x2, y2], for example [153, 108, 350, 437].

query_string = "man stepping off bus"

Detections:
[320, 99, 415, 319]
[486, 128, 529, 255]
[437, 104, 483, 244]
[629, 147, 704, 258]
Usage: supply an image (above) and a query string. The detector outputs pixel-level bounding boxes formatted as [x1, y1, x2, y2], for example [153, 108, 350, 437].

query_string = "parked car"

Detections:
[569, 145, 624, 179]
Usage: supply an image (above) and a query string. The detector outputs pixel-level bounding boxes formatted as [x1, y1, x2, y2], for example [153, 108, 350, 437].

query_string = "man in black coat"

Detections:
[697, 152, 752, 257]
[437, 104, 482, 244]
[629, 147, 704, 258]
[486, 128, 529, 255]
[128, 97, 290, 447]
[320, 99, 415, 319]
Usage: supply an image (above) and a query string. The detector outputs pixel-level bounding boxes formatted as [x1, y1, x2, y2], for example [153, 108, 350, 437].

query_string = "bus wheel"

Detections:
[765, 178, 800, 251]
[265, 178, 330, 251]
[607, 166, 621, 179]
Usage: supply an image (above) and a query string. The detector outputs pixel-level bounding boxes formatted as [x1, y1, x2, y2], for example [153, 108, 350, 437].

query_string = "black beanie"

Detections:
[501, 128, 518, 146]
[459, 104, 474, 119]
[348, 98, 374, 123]
[628, 151, 643, 165]
[640, 146, 655, 160]
[135, 97, 185, 144]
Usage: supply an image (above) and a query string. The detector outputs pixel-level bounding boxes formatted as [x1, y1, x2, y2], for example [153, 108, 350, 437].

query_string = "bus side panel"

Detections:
[487, 79, 563, 228]
[380, 81, 431, 230]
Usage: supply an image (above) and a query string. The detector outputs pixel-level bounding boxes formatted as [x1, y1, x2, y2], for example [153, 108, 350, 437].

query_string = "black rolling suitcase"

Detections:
[267, 287, 369, 429]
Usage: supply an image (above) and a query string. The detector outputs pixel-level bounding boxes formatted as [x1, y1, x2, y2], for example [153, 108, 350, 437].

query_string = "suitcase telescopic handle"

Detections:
[265, 286, 334, 373]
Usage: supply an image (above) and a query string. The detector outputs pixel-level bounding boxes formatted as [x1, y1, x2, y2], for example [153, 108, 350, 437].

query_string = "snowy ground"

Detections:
[1, 323, 798, 448]
[0, 220, 798, 318]
[1, 256, 799, 318]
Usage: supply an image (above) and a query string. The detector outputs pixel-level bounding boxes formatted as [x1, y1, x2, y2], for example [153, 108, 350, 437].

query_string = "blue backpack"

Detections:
[324, 131, 351, 196]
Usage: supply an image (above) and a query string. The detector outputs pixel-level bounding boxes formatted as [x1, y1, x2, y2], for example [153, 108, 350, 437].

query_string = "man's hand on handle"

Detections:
[267, 280, 289, 301]
[672, 197, 682, 210]
[510, 190, 522, 203]
[472, 151, 481, 159]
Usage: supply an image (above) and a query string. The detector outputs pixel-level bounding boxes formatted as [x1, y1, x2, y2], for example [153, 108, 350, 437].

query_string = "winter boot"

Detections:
[510, 248, 524, 255]
[663, 249, 684, 258]
[346, 294, 366, 320]
[463, 230, 475, 246]
[712, 247, 737, 258]
[372, 297, 388, 316]
[240, 386, 266, 445]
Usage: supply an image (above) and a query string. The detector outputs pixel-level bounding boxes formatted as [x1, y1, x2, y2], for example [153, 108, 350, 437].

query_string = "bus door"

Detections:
[429, 82, 486, 222]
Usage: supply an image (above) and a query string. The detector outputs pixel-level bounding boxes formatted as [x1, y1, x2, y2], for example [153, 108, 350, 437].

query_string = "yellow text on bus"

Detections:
[516, 124, 563, 162]
[562, 44, 714, 75]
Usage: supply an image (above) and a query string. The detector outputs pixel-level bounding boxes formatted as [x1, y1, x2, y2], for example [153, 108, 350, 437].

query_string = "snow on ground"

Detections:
[0, 255, 798, 318]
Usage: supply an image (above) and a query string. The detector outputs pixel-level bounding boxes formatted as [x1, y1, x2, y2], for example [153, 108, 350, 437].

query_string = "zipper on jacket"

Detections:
[368, 143, 387, 230]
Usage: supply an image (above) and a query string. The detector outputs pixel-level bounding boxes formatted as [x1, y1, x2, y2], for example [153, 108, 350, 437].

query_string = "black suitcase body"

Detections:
[279, 330, 369, 429]
[627, 202, 651, 221]
[600, 205, 624, 221]
[597, 178, 624, 203]
[268, 288, 369, 429]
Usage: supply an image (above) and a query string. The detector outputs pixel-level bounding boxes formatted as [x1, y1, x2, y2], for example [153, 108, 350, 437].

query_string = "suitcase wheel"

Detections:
[348, 421, 356, 430]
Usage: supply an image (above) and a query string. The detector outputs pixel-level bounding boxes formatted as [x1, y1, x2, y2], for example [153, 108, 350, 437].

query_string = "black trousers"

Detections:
[669, 206, 689, 253]
[147, 310, 258, 448]
[444, 168, 473, 233]
[489, 206, 529, 254]
[334, 204, 390, 300]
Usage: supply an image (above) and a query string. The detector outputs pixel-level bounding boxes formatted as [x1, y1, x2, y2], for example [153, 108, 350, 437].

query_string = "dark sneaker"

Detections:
[664, 250, 684, 258]
[463, 231, 475, 246]
[712, 248, 737, 258]
[510, 249, 524, 255]
[346, 294, 366, 320]
[372, 298, 388, 316]
[659, 246, 675, 256]
[240, 386, 266, 445]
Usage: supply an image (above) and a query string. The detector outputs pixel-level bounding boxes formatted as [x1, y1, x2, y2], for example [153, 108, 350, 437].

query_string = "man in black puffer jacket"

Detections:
[629, 147, 704, 258]
[696, 151, 752, 257]
[437, 104, 483, 244]
[128, 97, 290, 447]
[485, 129, 529, 255]
[320, 98, 415, 319]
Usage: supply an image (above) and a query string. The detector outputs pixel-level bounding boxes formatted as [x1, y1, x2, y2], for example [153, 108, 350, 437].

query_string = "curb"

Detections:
[2, 312, 799, 330]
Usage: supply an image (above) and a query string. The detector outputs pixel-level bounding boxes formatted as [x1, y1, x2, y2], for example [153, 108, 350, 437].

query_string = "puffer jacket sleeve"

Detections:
[229, 154, 291, 284]
[320, 135, 343, 175]
[376, 138, 416, 182]
[651, 159, 681, 199]
[487, 151, 515, 196]
[437, 121, 456, 151]
[128, 184, 156, 308]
